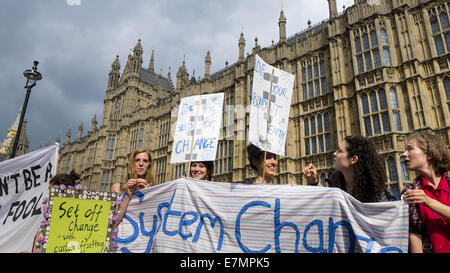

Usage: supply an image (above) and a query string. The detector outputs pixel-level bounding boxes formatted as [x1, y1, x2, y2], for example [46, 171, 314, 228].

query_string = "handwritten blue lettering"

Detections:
[274, 198, 300, 253]
[193, 137, 216, 151]
[254, 59, 265, 77]
[236, 201, 272, 253]
[250, 92, 283, 116]
[175, 139, 190, 154]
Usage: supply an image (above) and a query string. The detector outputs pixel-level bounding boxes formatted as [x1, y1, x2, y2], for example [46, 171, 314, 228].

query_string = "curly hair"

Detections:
[408, 132, 450, 176]
[50, 170, 80, 186]
[127, 148, 154, 186]
[329, 136, 386, 202]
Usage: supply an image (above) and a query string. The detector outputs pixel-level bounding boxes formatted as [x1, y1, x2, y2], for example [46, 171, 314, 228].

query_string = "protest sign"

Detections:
[116, 178, 408, 253]
[249, 54, 295, 156]
[0, 144, 58, 253]
[170, 93, 224, 164]
[38, 187, 119, 253]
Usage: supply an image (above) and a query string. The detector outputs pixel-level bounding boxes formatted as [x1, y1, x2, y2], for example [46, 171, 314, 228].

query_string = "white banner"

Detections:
[0, 144, 58, 253]
[116, 178, 409, 253]
[171, 93, 224, 164]
[249, 54, 295, 156]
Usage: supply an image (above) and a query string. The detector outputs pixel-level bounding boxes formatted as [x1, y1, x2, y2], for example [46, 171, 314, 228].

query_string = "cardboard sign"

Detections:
[38, 187, 119, 253]
[0, 144, 58, 253]
[116, 178, 409, 253]
[249, 54, 294, 156]
[170, 93, 224, 164]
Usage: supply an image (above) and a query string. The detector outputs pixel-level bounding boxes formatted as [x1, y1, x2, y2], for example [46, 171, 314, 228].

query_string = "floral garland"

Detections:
[33, 184, 121, 253]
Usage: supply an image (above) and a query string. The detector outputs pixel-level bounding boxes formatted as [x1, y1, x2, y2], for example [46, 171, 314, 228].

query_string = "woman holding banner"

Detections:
[189, 161, 214, 181]
[113, 148, 154, 229]
[304, 136, 394, 202]
[401, 133, 450, 253]
[247, 144, 279, 184]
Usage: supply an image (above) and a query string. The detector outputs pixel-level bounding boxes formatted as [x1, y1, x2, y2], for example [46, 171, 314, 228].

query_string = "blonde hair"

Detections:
[127, 148, 154, 186]
[409, 133, 450, 176]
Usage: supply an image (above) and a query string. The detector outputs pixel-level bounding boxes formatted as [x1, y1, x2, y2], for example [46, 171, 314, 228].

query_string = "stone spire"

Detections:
[328, 0, 338, 20]
[108, 55, 120, 90]
[90, 114, 97, 133]
[77, 122, 83, 141]
[279, 10, 287, 43]
[167, 66, 175, 91]
[204, 50, 211, 80]
[176, 56, 189, 90]
[238, 32, 245, 62]
[0, 107, 29, 158]
[149, 47, 155, 73]
[65, 128, 71, 146]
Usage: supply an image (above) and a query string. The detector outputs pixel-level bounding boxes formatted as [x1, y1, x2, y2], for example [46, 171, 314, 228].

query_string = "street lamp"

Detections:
[10, 61, 43, 159]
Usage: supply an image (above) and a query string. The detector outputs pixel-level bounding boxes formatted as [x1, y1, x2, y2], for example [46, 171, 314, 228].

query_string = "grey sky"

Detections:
[0, 0, 354, 151]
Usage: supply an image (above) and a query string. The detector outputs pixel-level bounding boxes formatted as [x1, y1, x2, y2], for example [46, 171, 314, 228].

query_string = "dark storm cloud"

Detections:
[0, 0, 353, 151]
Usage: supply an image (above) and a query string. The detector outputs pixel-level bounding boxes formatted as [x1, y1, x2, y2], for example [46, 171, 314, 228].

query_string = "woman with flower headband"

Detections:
[401, 133, 450, 253]
[113, 148, 154, 229]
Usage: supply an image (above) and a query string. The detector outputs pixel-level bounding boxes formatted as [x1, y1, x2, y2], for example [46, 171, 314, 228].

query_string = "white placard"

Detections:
[170, 93, 224, 164]
[249, 54, 294, 156]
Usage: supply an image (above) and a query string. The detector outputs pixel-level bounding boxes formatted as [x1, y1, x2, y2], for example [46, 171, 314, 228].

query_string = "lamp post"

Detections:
[10, 61, 42, 159]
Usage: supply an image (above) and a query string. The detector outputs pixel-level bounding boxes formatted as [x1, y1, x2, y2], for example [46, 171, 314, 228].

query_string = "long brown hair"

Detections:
[127, 148, 154, 186]
[329, 136, 386, 202]
[408, 132, 450, 176]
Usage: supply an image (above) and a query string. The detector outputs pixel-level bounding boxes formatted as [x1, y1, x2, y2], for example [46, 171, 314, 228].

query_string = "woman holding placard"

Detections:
[304, 136, 394, 202]
[113, 148, 154, 229]
[400, 133, 450, 253]
[247, 144, 279, 184]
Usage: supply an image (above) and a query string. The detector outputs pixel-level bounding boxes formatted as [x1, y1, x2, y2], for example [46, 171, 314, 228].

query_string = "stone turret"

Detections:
[204, 51, 211, 80]
[279, 10, 287, 43]
[238, 32, 245, 62]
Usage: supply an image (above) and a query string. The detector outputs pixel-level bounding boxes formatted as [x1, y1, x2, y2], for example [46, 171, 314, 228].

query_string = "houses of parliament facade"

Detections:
[54, 0, 450, 197]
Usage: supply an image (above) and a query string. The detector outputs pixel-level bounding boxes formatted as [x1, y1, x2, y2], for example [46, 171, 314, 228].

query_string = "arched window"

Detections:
[317, 115, 323, 133]
[444, 78, 450, 101]
[321, 78, 327, 94]
[355, 36, 362, 53]
[324, 113, 331, 151]
[370, 92, 378, 112]
[303, 84, 308, 100]
[311, 117, 316, 135]
[383, 48, 392, 66]
[362, 93, 370, 114]
[138, 125, 144, 148]
[379, 89, 387, 110]
[363, 33, 370, 51]
[320, 60, 326, 75]
[304, 118, 309, 137]
[388, 157, 398, 182]
[380, 28, 388, 45]
[430, 14, 440, 34]
[389, 87, 399, 108]
[440, 9, 450, 30]
[370, 29, 378, 47]
[400, 157, 410, 181]
[324, 113, 330, 131]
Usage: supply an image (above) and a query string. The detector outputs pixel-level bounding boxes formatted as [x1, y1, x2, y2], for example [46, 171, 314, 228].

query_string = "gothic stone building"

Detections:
[57, 0, 450, 197]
